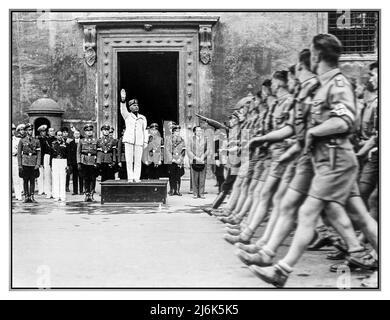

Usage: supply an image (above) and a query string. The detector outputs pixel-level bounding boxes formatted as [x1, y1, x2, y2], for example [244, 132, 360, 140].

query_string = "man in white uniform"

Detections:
[12, 124, 25, 201]
[120, 89, 148, 182]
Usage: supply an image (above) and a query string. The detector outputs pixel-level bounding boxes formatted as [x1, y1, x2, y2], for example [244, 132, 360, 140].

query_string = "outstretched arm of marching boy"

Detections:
[120, 89, 130, 120]
[249, 125, 295, 149]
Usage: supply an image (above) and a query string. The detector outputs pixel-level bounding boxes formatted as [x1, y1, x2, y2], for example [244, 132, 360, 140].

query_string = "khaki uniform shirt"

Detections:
[77, 137, 98, 166]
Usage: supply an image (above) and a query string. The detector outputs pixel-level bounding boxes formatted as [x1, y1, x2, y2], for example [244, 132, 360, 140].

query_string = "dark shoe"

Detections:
[72, 192, 78, 195]
[249, 264, 289, 288]
[236, 250, 273, 267]
[23, 196, 30, 203]
[202, 208, 213, 216]
[332, 238, 348, 253]
[326, 250, 347, 261]
[30, 196, 37, 203]
[66, 188, 71, 192]
[177, 192, 182, 196]
[84, 194, 89, 202]
[347, 252, 378, 271]
[307, 235, 334, 251]
[235, 243, 262, 254]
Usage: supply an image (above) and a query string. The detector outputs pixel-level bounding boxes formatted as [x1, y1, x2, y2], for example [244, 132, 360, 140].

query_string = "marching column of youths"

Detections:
[201, 33, 378, 288]
[12, 33, 378, 287]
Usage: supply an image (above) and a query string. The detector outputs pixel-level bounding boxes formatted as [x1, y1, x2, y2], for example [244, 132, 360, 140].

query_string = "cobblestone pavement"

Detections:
[11, 179, 376, 289]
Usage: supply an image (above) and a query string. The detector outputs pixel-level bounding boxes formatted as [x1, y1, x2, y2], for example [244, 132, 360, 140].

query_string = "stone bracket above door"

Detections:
[77, 14, 219, 67]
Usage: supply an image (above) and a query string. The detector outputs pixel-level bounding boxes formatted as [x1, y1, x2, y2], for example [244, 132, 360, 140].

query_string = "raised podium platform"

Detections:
[100, 179, 168, 204]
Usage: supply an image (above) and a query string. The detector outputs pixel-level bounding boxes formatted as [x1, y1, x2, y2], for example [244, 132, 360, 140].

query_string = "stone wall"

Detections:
[11, 11, 376, 130]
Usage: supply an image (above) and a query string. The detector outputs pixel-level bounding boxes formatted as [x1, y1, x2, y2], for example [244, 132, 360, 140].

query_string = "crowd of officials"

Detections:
[11, 32, 378, 287]
[11, 117, 213, 203]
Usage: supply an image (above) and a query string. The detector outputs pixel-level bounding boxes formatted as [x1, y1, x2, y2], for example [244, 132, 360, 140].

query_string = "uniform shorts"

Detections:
[359, 159, 379, 187]
[268, 147, 289, 179]
[281, 159, 298, 184]
[308, 144, 359, 206]
[288, 154, 314, 195]
[80, 164, 97, 178]
[238, 160, 250, 178]
[20, 166, 39, 179]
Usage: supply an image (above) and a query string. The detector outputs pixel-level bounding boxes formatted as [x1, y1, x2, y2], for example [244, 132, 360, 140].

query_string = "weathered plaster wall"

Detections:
[12, 12, 96, 127]
[12, 11, 376, 130]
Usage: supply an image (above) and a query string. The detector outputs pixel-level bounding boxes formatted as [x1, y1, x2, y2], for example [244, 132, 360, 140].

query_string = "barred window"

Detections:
[328, 11, 378, 54]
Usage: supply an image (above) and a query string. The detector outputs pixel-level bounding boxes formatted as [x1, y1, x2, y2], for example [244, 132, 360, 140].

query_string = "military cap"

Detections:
[172, 125, 181, 132]
[37, 124, 48, 132]
[12, 123, 16, 130]
[109, 127, 115, 133]
[128, 99, 138, 107]
[25, 123, 33, 130]
[150, 123, 159, 129]
[101, 124, 110, 131]
[273, 70, 288, 83]
[233, 96, 254, 111]
[16, 124, 26, 131]
[83, 123, 94, 131]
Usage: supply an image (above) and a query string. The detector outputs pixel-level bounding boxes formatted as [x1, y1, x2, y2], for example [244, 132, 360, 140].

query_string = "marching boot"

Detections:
[23, 194, 30, 203]
[84, 193, 89, 202]
[202, 192, 228, 216]
[90, 192, 95, 202]
[224, 227, 255, 245]
[236, 248, 274, 267]
[249, 263, 291, 288]
[235, 242, 262, 254]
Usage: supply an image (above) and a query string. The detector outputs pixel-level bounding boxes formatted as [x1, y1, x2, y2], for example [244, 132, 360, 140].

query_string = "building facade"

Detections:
[11, 10, 378, 136]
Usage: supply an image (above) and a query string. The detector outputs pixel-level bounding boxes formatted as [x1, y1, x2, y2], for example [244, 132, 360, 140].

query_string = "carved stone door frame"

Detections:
[78, 15, 219, 134]
[97, 28, 199, 133]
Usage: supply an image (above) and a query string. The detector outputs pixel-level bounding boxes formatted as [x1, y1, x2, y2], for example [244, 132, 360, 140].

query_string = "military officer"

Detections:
[165, 125, 186, 196]
[77, 123, 98, 202]
[142, 123, 162, 179]
[17, 123, 41, 203]
[248, 34, 367, 287]
[12, 124, 25, 201]
[97, 124, 117, 182]
[117, 128, 127, 180]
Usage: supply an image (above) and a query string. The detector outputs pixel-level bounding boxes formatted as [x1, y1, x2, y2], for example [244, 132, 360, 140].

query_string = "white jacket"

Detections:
[120, 102, 148, 146]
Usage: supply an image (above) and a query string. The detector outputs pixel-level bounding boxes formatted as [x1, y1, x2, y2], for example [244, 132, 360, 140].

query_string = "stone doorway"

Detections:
[117, 51, 179, 135]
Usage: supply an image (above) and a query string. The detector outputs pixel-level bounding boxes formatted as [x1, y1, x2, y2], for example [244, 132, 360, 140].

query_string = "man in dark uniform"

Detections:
[68, 130, 83, 194]
[165, 125, 186, 196]
[17, 123, 41, 203]
[97, 124, 117, 182]
[62, 127, 73, 192]
[117, 128, 127, 180]
[77, 124, 98, 202]
[143, 123, 162, 179]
